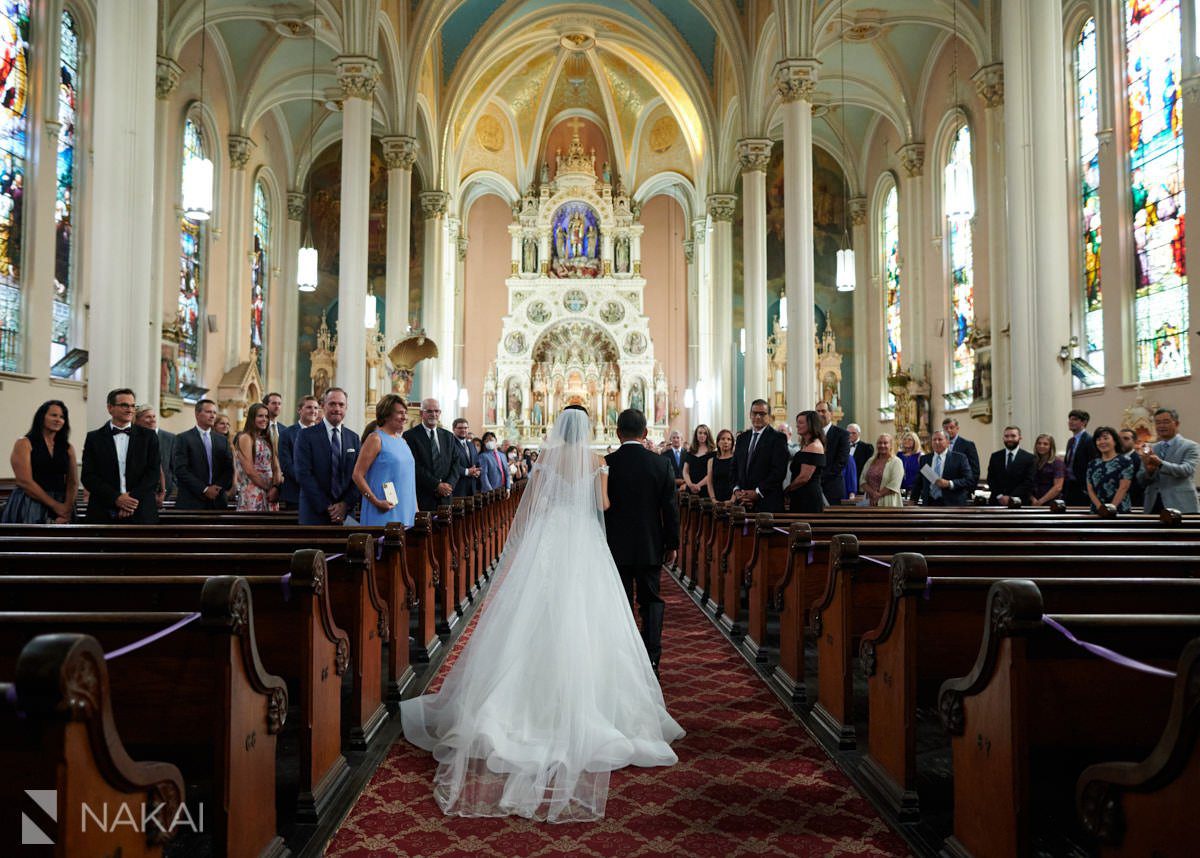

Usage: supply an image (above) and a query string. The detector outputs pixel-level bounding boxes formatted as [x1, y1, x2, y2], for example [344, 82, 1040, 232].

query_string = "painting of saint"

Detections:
[506, 378, 522, 421]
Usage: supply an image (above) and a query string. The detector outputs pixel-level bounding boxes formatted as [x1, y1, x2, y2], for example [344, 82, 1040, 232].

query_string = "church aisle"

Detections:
[325, 576, 908, 857]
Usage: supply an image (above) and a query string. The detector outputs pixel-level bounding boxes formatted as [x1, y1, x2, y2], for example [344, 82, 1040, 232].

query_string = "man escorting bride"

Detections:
[400, 405, 684, 822]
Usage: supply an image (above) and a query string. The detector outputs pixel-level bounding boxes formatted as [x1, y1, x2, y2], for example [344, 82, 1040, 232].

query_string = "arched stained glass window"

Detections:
[52, 8, 79, 367]
[0, 1, 29, 373]
[250, 179, 268, 376]
[178, 118, 206, 390]
[1076, 17, 1103, 386]
[882, 185, 901, 406]
[944, 124, 975, 400]
[1127, 0, 1187, 381]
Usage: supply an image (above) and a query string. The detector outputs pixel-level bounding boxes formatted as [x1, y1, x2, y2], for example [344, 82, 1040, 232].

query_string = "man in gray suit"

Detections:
[1137, 408, 1199, 514]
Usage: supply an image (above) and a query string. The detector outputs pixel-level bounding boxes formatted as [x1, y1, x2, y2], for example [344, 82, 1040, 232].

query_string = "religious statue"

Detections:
[585, 223, 597, 258]
[555, 227, 567, 259]
[485, 389, 497, 425]
[314, 369, 330, 401]
[506, 378, 523, 422]
[630, 381, 644, 415]
[522, 237, 537, 273]
[606, 392, 619, 428]
[540, 161, 549, 184]
[822, 372, 839, 411]
[602, 161, 611, 183]
[531, 392, 544, 427]
[654, 389, 667, 425]
[615, 237, 630, 273]
[567, 212, 585, 257]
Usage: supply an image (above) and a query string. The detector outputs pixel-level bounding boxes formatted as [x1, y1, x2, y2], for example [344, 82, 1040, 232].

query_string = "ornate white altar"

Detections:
[482, 127, 666, 445]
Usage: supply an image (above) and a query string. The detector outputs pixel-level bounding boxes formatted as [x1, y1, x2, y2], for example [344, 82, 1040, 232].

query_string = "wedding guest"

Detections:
[985, 425, 1036, 506]
[451, 418, 482, 497]
[1063, 409, 1096, 506]
[279, 395, 321, 510]
[507, 447, 527, 481]
[173, 398, 235, 510]
[295, 387, 360, 525]
[1086, 426, 1133, 513]
[731, 399, 789, 512]
[354, 394, 417, 527]
[784, 410, 825, 513]
[777, 422, 800, 456]
[262, 392, 284, 450]
[1118, 428, 1145, 511]
[1137, 408, 1200, 513]
[234, 403, 283, 511]
[1030, 434, 1066, 506]
[916, 430, 972, 506]
[471, 437, 483, 455]
[707, 429, 735, 501]
[662, 430, 686, 488]
[942, 417, 980, 490]
[860, 433, 904, 508]
[682, 424, 714, 495]
[2, 400, 76, 523]
[136, 405, 175, 503]
[815, 400, 849, 503]
[478, 431, 510, 492]
[214, 413, 234, 448]
[81, 388, 161, 523]
[848, 423, 874, 478]
[898, 430, 923, 496]
[403, 398, 459, 510]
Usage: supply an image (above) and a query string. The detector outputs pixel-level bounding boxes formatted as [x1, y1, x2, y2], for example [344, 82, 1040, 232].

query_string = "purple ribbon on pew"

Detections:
[280, 572, 291, 602]
[743, 524, 749, 537]
[861, 556, 890, 568]
[3, 684, 22, 720]
[924, 578, 933, 601]
[104, 612, 202, 662]
[1041, 616, 1178, 680]
[376, 535, 386, 561]
[325, 553, 344, 562]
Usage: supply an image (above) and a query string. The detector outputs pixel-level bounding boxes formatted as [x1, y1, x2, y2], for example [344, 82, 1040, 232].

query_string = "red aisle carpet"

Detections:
[325, 577, 909, 857]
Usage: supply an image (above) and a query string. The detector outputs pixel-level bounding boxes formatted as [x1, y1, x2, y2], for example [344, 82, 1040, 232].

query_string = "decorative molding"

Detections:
[682, 239, 695, 265]
[419, 190, 449, 219]
[848, 196, 868, 227]
[336, 54, 380, 100]
[773, 58, 820, 103]
[156, 55, 183, 99]
[381, 135, 418, 170]
[287, 191, 306, 221]
[706, 193, 738, 222]
[972, 63, 1004, 109]
[456, 236, 469, 261]
[44, 120, 63, 142]
[898, 143, 925, 178]
[1097, 129, 1114, 151]
[228, 135, 255, 169]
[1183, 74, 1200, 105]
[737, 138, 773, 173]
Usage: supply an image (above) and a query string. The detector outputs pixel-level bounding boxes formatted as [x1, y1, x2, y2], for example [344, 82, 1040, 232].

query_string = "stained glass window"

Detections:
[882, 185, 901, 405]
[944, 123, 975, 398]
[178, 119, 206, 390]
[0, 1, 29, 373]
[52, 8, 78, 367]
[1127, 0, 1187, 381]
[250, 179, 268, 376]
[1076, 17, 1104, 387]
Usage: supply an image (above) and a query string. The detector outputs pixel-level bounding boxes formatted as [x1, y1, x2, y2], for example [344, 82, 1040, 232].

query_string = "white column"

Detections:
[776, 59, 820, 416]
[974, 64, 1009, 443]
[417, 190, 448, 400]
[683, 238, 698, 386]
[149, 56, 183, 410]
[381, 135, 416, 342]
[897, 143, 926, 375]
[281, 191, 304, 403]
[223, 135, 254, 370]
[86, 0, 157, 428]
[334, 56, 377, 420]
[1001, 2, 1072, 437]
[706, 194, 737, 430]
[848, 197, 869, 426]
[450, 219, 468, 395]
[737, 138, 772, 404]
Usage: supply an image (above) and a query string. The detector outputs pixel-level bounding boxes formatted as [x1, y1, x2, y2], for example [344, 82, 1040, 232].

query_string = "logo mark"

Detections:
[22, 790, 57, 845]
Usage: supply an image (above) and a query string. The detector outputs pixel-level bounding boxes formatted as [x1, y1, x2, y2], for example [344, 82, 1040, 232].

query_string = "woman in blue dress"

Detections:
[352, 393, 417, 526]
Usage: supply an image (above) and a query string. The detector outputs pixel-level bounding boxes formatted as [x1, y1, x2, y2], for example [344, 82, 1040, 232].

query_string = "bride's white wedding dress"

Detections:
[400, 410, 684, 822]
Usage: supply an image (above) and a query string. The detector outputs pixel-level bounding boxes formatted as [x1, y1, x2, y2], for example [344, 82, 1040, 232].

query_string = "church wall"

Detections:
[462, 194, 513, 429]
[639, 195, 689, 437]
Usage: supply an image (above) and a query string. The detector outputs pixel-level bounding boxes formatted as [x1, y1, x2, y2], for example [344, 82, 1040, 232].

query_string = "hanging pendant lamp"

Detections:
[835, 0, 855, 292]
[297, 0, 320, 291]
[183, 0, 213, 221]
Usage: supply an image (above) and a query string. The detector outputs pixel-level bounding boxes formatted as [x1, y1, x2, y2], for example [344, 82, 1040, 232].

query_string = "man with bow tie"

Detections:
[81, 388, 162, 523]
[1136, 407, 1199, 514]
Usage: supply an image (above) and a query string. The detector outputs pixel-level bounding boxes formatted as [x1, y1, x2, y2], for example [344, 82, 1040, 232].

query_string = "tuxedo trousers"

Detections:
[617, 563, 664, 667]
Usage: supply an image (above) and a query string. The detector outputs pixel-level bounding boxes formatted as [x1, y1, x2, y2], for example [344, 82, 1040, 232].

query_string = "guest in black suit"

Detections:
[135, 405, 174, 506]
[985, 425, 1037, 506]
[917, 430, 974, 506]
[942, 417, 980, 491]
[816, 400, 850, 504]
[294, 387, 360, 525]
[402, 398, 459, 510]
[605, 408, 679, 672]
[1118, 427, 1146, 511]
[278, 395, 322, 509]
[731, 398, 790, 513]
[81, 388, 161, 523]
[171, 398, 235, 509]
[450, 417, 482, 497]
[847, 423, 874, 478]
[1062, 409, 1097, 506]
[662, 429, 686, 488]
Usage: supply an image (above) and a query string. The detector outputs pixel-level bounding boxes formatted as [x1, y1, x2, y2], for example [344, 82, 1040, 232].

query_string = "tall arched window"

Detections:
[1075, 16, 1103, 386]
[944, 123, 975, 400]
[250, 179, 268, 376]
[882, 185, 901, 404]
[0, 1, 29, 373]
[178, 118, 206, 390]
[1127, 0, 1188, 381]
[52, 7, 79, 367]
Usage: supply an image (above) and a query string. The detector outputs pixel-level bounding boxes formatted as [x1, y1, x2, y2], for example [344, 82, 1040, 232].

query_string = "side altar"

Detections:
[482, 128, 669, 445]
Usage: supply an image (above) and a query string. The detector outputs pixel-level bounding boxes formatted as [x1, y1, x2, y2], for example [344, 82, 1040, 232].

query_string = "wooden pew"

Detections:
[0, 577, 288, 858]
[1076, 637, 1200, 857]
[0, 634, 186, 858]
[938, 580, 1200, 858]
[407, 511, 443, 663]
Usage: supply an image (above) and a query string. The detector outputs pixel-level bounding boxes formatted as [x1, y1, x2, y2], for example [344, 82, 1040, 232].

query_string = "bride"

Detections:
[400, 406, 684, 822]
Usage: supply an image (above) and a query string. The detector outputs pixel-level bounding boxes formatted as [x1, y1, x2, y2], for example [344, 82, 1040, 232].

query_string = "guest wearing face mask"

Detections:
[478, 431, 511, 492]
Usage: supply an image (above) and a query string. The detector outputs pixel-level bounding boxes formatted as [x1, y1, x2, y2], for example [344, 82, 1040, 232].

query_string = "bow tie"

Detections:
[110, 426, 131, 436]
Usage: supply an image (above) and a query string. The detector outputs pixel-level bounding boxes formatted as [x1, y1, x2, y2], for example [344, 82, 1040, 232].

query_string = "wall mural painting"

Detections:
[550, 201, 601, 278]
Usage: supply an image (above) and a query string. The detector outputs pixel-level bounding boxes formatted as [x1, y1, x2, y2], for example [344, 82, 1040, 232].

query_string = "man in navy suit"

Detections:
[278, 395, 321, 510]
[942, 417, 980, 491]
[917, 430, 974, 506]
[450, 417, 482, 497]
[661, 429, 686, 488]
[172, 398, 234, 509]
[294, 387, 360, 525]
[1062, 409, 1097, 507]
[81, 388, 161, 523]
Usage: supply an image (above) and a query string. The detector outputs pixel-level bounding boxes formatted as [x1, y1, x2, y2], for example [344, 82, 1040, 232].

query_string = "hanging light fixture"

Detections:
[778, 291, 788, 331]
[297, 0, 320, 292]
[944, 0, 975, 221]
[364, 284, 377, 327]
[182, 0, 214, 221]
[835, 0, 855, 292]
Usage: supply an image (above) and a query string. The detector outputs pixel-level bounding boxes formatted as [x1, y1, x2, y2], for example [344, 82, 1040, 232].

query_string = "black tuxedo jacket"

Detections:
[948, 435, 981, 489]
[821, 424, 851, 502]
[403, 424, 460, 510]
[450, 435, 480, 497]
[662, 447, 685, 480]
[917, 450, 973, 506]
[172, 426, 235, 509]
[81, 424, 161, 523]
[851, 440, 875, 478]
[732, 425, 790, 513]
[605, 443, 679, 567]
[277, 421, 303, 505]
[986, 448, 1036, 505]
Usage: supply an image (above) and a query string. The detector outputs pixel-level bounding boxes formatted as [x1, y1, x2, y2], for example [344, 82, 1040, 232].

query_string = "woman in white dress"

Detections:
[400, 407, 684, 822]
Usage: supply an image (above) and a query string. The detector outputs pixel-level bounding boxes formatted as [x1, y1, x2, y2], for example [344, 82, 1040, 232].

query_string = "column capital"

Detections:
[381, 135, 418, 169]
[682, 239, 695, 265]
[456, 235, 469, 261]
[335, 54, 380, 100]
[1183, 74, 1200, 105]
[972, 63, 1004, 109]
[848, 196, 868, 227]
[156, 55, 183, 99]
[419, 190, 449, 219]
[736, 138, 774, 173]
[706, 193, 738, 222]
[692, 217, 707, 240]
[228, 134, 255, 169]
[287, 191, 306, 221]
[773, 58, 820, 103]
[897, 142, 925, 178]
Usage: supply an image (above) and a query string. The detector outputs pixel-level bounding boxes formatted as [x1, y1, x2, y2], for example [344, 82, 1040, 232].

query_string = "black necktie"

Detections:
[110, 426, 130, 435]
[749, 432, 761, 461]
[1006, 451, 1014, 469]
[330, 426, 342, 488]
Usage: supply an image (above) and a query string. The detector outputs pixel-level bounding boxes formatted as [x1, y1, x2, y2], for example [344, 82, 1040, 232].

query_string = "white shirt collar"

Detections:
[621, 440, 642, 446]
